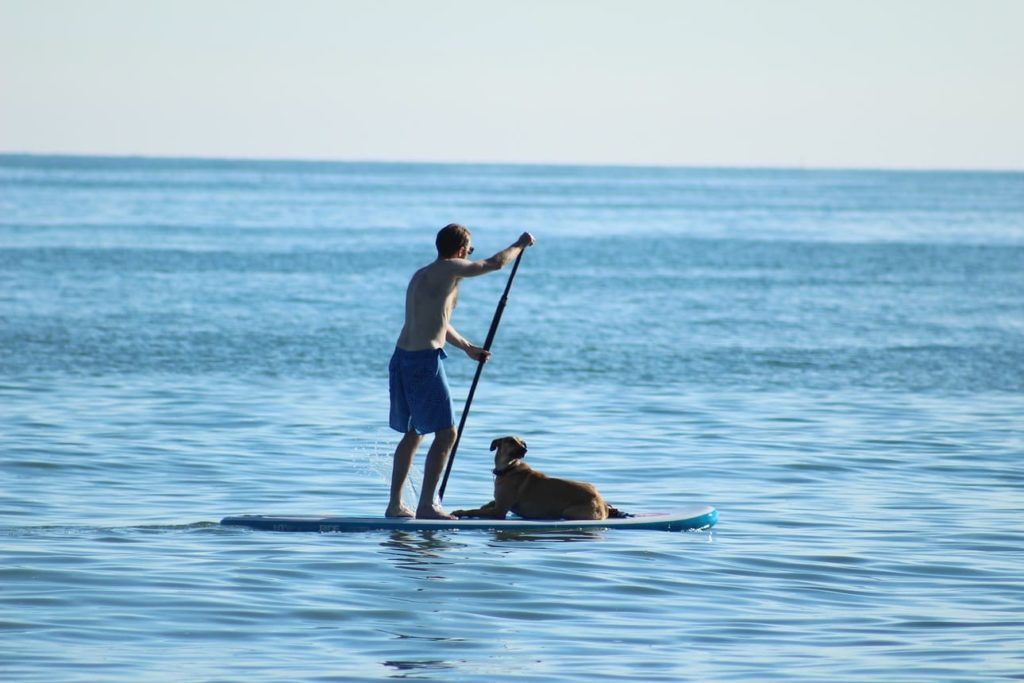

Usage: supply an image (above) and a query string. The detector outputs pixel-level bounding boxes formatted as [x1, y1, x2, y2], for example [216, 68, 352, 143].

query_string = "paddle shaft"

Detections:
[438, 249, 525, 502]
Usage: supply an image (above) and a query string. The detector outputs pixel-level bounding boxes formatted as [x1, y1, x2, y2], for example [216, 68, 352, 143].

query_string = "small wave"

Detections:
[0, 521, 221, 537]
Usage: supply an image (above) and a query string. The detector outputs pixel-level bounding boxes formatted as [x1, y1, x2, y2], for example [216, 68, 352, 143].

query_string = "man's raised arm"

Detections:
[452, 232, 535, 278]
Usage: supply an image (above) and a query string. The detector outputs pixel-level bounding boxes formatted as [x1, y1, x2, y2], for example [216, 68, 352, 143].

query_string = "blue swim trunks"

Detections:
[389, 346, 456, 435]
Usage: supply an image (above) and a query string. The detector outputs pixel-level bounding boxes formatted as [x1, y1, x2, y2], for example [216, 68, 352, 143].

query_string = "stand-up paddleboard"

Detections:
[221, 504, 717, 533]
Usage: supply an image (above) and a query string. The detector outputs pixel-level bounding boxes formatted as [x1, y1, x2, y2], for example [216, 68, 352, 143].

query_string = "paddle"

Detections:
[438, 248, 526, 502]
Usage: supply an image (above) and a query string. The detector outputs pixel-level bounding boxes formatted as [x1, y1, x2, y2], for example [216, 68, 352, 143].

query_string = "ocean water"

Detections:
[1, 154, 1022, 682]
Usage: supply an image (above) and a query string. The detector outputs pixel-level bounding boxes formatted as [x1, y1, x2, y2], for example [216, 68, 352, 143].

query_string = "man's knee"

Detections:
[434, 426, 457, 446]
[401, 430, 424, 446]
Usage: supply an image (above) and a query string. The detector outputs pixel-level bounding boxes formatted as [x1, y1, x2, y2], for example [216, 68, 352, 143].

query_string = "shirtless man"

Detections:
[387, 224, 535, 519]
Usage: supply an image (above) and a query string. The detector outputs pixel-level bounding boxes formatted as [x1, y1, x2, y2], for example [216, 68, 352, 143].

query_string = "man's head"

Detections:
[436, 223, 473, 259]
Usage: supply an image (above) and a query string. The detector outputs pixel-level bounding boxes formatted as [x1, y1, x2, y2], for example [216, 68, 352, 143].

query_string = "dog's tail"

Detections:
[607, 506, 632, 519]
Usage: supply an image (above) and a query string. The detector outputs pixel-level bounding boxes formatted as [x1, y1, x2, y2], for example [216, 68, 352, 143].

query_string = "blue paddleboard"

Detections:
[221, 505, 717, 533]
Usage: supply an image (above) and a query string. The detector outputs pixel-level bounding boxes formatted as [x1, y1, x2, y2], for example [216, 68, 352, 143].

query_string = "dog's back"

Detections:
[502, 464, 614, 520]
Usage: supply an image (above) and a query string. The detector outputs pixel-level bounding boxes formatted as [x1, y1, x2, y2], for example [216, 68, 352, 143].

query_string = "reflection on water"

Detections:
[383, 658, 459, 675]
[487, 529, 609, 544]
[379, 527, 611, 573]
[379, 531, 465, 573]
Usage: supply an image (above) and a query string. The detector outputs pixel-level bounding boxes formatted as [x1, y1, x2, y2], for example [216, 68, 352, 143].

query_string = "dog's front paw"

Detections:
[451, 509, 470, 518]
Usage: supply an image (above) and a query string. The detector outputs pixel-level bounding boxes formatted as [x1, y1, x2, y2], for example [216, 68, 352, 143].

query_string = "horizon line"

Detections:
[1, 149, 1021, 175]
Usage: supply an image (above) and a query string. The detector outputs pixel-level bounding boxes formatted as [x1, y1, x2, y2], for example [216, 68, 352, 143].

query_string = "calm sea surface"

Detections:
[1, 155, 1023, 682]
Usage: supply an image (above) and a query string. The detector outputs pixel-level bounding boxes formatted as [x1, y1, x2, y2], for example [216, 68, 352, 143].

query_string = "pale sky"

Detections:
[1, 0, 1022, 169]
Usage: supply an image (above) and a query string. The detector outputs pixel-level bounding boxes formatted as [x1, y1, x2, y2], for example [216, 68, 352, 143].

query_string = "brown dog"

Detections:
[452, 436, 624, 520]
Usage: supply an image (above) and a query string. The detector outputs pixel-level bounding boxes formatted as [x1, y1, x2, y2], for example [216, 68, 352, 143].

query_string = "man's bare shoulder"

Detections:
[420, 258, 480, 280]
[406, 259, 459, 298]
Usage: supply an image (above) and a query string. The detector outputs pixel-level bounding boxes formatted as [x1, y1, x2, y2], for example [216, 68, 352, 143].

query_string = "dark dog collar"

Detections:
[492, 461, 520, 477]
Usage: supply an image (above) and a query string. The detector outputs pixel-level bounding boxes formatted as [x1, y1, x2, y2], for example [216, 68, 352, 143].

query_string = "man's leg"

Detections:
[416, 426, 457, 519]
[386, 429, 423, 518]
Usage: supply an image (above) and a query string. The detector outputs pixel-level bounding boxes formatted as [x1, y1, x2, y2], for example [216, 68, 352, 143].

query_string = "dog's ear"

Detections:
[490, 438, 501, 451]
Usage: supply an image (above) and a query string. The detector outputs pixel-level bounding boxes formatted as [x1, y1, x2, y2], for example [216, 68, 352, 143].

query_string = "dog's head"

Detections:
[490, 435, 528, 469]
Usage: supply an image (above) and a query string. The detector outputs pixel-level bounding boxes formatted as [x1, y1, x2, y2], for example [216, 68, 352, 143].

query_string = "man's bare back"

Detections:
[396, 259, 464, 352]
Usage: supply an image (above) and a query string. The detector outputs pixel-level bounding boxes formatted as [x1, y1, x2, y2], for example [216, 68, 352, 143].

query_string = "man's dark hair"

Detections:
[436, 223, 471, 258]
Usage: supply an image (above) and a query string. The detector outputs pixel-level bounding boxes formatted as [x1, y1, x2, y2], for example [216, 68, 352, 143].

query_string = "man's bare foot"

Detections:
[416, 504, 456, 520]
[385, 503, 415, 518]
